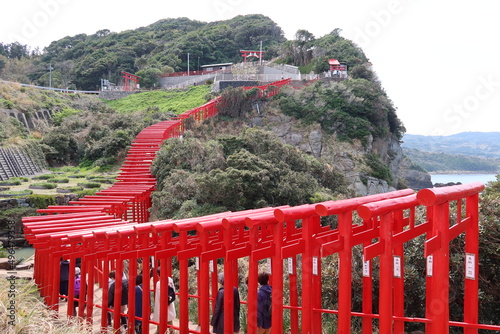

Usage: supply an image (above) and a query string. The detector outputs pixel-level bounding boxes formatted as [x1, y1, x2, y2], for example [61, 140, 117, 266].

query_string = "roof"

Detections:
[201, 63, 233, 68]
[328, 59, 340, 65]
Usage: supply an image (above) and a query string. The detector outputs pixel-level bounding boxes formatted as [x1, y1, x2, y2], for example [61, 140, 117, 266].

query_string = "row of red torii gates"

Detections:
[23, 79, 500, 333]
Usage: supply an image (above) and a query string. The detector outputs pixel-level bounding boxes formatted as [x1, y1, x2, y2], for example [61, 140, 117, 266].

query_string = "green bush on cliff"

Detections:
[150, 128, 349, 219]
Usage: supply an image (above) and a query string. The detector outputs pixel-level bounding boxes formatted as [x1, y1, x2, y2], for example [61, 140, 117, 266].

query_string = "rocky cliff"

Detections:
[256, 110, 431, 195]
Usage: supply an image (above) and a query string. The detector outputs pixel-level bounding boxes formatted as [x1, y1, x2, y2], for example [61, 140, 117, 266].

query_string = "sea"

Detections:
[430, 173, 498, 185]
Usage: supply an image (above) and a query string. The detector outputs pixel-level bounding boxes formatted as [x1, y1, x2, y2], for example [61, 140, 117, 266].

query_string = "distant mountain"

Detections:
[402, 132, 500, 159]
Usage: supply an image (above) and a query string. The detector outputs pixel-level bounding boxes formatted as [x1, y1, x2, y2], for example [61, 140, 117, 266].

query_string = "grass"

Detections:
[2, 167, 117, 196]
[104, 85, 211, 114]
[0, 278, 95, 333]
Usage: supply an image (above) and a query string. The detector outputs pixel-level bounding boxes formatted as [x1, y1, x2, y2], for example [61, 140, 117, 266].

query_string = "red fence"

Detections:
[22, 79, 500, 333]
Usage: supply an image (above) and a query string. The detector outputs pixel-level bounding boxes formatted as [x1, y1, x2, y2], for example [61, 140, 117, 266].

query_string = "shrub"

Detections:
[10, 177, 29, 182]
[32, 174, 54, 180]
[48, 177, 69, 183]
[41, 131, 79, 165]
[51, 107, 81, 126]
[0, 180, 21, 186]
[26, 194, 58, 208]
[217, 87, 253, 118]
[75, 189, 98, 197]
[365, 153, 393, 185]
[77, 182, 101, 189]
[30, 182, 57, 189]
[57, 185, 83, 192]
[0, 189, 33, 195]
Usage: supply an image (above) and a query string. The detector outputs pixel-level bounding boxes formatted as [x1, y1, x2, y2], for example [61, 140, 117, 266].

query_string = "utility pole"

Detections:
[259, 41, 263, 66]
[187, 53, 190, 76]
[48, 63, 53, 88]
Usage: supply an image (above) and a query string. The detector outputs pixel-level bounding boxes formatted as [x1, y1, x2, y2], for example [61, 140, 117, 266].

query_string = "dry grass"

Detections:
[0, 278, 94, 333]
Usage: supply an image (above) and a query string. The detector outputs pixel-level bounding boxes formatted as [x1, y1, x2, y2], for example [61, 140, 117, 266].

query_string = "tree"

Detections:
[56, 60, 75, 88]
[136, 67, 162, 89]
[41, 132, 79, 165]
[150, 128, 348, 219]
[96, 29, 111, 37]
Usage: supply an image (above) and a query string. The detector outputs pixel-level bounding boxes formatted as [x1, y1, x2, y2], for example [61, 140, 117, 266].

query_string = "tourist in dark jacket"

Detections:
[135, 274, 145, 334]
[211, 273, 240, 333]
[108, 273, 128, 329]
[59, 259, 70, 299]
[257, 272, 272, 334]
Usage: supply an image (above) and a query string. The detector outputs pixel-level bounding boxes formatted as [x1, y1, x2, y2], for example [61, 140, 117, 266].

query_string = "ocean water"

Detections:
[431, 174, 498, 185]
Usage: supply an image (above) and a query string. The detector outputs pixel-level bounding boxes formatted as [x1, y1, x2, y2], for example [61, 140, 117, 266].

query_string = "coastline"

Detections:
[429, 171, 499, 175]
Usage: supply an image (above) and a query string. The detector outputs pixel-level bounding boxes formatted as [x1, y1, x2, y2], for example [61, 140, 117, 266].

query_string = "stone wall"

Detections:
[98, 90, 139, 100]
[217, 80, 260, 91]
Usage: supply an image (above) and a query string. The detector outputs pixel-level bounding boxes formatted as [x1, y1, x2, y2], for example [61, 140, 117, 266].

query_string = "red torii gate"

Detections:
[240, 50, 266, 63]
[122, 71, 140, 91]
[23, 183, 496, 333]
[21, 77, 500, 333]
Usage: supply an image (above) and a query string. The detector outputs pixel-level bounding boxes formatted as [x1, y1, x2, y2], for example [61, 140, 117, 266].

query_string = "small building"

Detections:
[200, 63, 233, 72]
[328, 59, 348, 79]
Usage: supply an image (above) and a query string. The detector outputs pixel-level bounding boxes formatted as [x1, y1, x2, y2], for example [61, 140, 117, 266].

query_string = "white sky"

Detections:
[1, 0, 499, 136]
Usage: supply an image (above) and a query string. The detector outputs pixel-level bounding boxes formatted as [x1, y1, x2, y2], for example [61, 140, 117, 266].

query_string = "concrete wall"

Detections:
[1, 108, 52, 130]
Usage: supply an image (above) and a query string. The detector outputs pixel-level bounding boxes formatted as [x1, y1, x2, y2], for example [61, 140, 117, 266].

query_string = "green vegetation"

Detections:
[404, 148, 500, 173]
[105, 85, 211, 113]
[0, 180, 21, 186]
[150, 127, 349, 219]
[1, 15, 285, 90]
[0, 189, 33, 195]
[0, 207, 37, 233]
[365, 153, 393, 185]
[77, 181, 101, 189]
[30, 182, 57, 189]
[276, 78, 405, 143]
[403, 132, 500, 159]
[51, 107, 81, 126]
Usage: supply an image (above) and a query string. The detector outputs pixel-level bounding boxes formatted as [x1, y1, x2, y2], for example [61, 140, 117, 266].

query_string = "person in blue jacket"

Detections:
[257, 272, 272, 334]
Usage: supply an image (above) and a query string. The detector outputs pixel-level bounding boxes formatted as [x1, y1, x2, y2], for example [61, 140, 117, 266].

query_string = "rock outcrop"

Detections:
[397, 156, 433, 190]
[260, 110, 431, 195]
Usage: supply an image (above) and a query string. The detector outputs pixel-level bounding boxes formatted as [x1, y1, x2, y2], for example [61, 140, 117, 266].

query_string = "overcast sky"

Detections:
[1, 0, 499, 136]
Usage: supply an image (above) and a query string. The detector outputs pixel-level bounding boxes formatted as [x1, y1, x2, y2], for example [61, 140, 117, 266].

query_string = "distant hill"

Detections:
[402, 132, 500, 159]
[404, 148, 500, 173]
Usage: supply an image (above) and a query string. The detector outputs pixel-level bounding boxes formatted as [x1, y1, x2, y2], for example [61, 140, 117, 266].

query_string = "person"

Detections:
[257, 272, 272, 334]
[211, 273, 240, 334]
[73, 267, 81, 315]
[107, 271, 116, 326]
[134, 274, 144, 334]
[59, 258, 70, 300]
[152, 267, 176, 334]
[108, 271, 128, 330]
[108, 271, 116, 286]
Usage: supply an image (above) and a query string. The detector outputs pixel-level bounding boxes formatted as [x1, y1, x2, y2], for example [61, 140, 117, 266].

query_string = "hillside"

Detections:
[0, 14, 431, 197]
[404, 148, 500, 173]
[104, 85, 211, 113]
[1, 15, 370, 91]
[402, 132, 500, 159]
